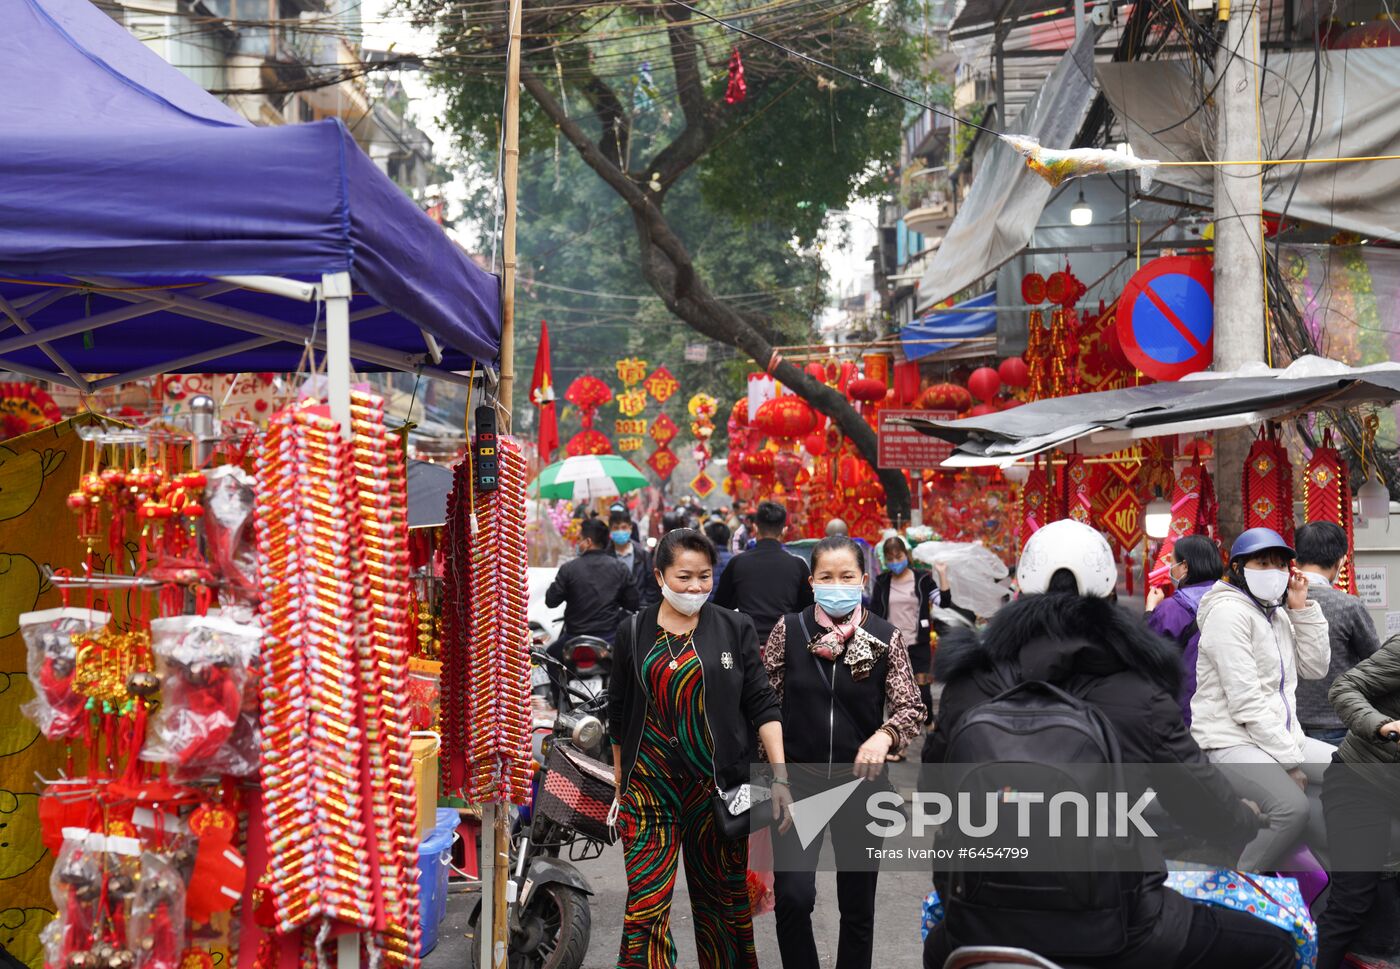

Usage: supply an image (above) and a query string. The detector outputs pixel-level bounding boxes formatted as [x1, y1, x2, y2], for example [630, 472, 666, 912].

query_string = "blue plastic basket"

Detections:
[417, 809, 460, 955]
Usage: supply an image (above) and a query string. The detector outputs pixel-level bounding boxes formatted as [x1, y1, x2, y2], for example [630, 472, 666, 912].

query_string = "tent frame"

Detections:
[0, 273, 486, 407]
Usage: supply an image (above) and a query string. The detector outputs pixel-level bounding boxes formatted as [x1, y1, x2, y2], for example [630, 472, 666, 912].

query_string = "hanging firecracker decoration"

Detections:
[1047, 305, 1079, 398]
[1243, 425, 1295, 544]
[1059, 452, 1093, 524]
[648, 446, 679, 480]
[1025, 308, 1050, 400]
[649, 413, 679, 447]
[616, 357, 649, 387]
[616, 388, 649, 418]
[725, 48, 747, 104]
[1304, 431, 1357, 594]
[565, 375, 613, 428]
[565, 429, 613, 456]
[644, 366, 680, 404]
[1019, 457, 1054, 550]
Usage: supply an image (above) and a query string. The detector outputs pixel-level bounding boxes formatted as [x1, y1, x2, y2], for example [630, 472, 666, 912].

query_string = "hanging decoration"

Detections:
[997, 357, 1029, 390]
[643, 366, 679, 404]
[1243, 425, 1295, 544]
[1000, 134, 1159, 189]
[1059, 452, 1093, 524]
[616, 357, 649, 386]
[647, 447, 679, 480]
[616, 418, 647, 454]
[648, 413, 679, 447]
[688, 393, 719, 491]
[564, 375, 612, 428]
[724, 48, 747, 104]
[1304, 432, 1357, 595]
[617, 437, 645, 453]
[616, 388, 649, 418]
[894, 361, 922, 405]
[754, 396, 816, 442]
[565, 429, 613, 456]
[1149, 455, 1219, 585]
[691, 471, 716, 498]
[616, 418, 647, 437]
[917, 383, 973, 412]
[968, 367, 1002, 403]
[1018, 457, 1054, 550]
[1099, 483, 1144, 552]
[862, 353, 892, 388]
[747, 372, 777, 419]
[1025, 307, 1049, 399]
[0, 380, 62, 439]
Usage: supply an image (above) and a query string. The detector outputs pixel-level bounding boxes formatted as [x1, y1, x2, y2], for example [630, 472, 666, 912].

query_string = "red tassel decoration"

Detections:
[1243, 426, 1295, 543]
[1304, 433, 1357, 595]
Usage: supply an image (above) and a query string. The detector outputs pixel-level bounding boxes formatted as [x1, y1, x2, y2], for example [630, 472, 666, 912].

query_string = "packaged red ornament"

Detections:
[20, 608, 110, 740]
[203, 466, 260, 608]
[129, 852, 186, 969]
[141, 616, 261, 777]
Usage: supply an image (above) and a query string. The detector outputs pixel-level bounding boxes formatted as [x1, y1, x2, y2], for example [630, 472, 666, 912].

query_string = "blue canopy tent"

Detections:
[0, 0, 501, 399]
[899, 290, 996, 361]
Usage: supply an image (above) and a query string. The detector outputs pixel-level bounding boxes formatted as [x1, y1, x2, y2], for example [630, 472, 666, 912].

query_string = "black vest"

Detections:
[780, 607, 898, 765]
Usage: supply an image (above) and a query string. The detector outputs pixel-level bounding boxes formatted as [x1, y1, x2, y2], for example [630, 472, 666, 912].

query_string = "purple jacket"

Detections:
[1146, 582, 1213, 727]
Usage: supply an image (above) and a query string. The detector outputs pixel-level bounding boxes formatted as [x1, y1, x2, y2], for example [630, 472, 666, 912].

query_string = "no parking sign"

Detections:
[1117, 255, 1214, 380]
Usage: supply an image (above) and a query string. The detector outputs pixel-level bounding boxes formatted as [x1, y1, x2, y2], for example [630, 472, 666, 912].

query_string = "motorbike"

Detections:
[560, 634, 611, 707]
[465, 650, 612, 969]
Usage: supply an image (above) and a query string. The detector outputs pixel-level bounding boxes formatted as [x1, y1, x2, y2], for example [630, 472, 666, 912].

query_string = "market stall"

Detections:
[0, 4, 518, 969]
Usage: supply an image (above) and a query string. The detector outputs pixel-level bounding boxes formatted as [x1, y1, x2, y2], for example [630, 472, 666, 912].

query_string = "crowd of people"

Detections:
[543, 495, 1400, 969]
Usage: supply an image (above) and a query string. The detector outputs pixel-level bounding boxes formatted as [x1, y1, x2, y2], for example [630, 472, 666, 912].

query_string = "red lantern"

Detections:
[730, 398, 750, 427]
[803, 432, 828, 457]
[968, 367, 1001, 402]
[968, 403, 996, 417]
[755, 397, 817, 440]
[997, 357, 1029, 388]
[917, 383, 973, 412]
[774, 450, 804, 489]
[894, 361, 922, 405]
[1022, 273, 1046, 305]
[805, 362, 827, 383]
[565, 429, 613, 456]
[741, 450, 775, 479]
[837, 361, 857, 393]
[847, 377, 887, 403]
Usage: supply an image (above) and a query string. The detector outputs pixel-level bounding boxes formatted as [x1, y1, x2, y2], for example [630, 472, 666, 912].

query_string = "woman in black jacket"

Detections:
[608, 528, 791, 969]
[871, 537, 938, 736]
[921, 519, 1292, 969]
[765, 536, 926, 969]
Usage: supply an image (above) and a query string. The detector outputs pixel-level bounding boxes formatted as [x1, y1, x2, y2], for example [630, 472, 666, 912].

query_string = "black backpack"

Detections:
[939, 656, 1146, 959]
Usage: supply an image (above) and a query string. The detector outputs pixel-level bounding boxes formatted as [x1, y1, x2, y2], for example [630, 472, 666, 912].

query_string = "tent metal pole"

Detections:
[324, 272, 354, 437]
[0, 284, 238, 357]
[0, 289, 73, 339]
[0, 353, 87, 390]
[0, 293, 89, 391]
[87, 337, 281, 391]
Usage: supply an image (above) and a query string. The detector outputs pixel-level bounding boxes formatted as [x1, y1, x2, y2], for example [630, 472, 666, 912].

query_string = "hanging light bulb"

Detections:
[1358, 474, 1389, 522]
[1070, 190, 1094, 227]
[1144, 494, 1172, 539]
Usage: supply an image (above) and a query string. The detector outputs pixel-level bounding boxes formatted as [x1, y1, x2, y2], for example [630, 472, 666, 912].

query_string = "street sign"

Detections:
[878, 409, 955, 470]
[1117, 255, 1214, 381]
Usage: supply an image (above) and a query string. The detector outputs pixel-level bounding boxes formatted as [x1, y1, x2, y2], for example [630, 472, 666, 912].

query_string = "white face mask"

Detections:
[1244, 567, 1290, 604]
[661, 583, 708, 616]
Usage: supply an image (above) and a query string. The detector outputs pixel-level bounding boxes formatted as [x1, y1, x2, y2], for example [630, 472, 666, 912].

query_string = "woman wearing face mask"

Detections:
[1145, 534, 1225, 727]
[871, 537, 937, 747]
[763, 536, 926, 969]
[608, 528, 792, 969]
[1192, 527, 1332, 872]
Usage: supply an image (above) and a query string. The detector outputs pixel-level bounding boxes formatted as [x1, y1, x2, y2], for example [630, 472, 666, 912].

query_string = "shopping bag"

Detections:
[919, 888, 945, 941]
[1165, 869, 1317, 969]
[747, 828, 775, 916]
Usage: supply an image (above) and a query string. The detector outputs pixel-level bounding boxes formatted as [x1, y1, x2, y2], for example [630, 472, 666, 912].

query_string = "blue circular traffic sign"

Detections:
[1117, 255, 1214, 380]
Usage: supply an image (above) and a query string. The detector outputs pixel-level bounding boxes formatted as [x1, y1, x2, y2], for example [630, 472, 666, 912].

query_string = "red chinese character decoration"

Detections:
[1243, 425, 1294, 545]
[647, 447, 679, 480]
[691, 471, 717, 498]
[1304, 431, 1356, 594]
[649, 414, 678, 447]
[644, 366, 679, 404]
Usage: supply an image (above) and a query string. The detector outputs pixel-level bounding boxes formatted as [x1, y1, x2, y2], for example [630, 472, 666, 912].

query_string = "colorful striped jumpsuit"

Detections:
[616, 630, 758, 969]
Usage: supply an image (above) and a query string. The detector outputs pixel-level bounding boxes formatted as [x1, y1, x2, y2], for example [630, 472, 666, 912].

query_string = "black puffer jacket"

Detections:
[922, 593, 1260, 965]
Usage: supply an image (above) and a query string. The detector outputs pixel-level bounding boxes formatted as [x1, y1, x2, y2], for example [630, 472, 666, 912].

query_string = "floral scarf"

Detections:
[808, 603, 887, 681]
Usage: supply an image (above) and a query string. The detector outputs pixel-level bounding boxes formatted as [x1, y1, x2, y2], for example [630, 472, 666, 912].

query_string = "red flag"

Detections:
[530, 320, 559, 462]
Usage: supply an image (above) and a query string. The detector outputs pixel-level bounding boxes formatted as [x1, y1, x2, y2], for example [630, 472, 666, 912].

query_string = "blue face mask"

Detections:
[813, 584, 863, 618]
[611, 529, 632, 546]
[887, 559, 908, 575]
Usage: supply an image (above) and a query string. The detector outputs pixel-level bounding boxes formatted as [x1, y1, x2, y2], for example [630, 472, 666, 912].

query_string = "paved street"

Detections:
[427, 841, 933, 968]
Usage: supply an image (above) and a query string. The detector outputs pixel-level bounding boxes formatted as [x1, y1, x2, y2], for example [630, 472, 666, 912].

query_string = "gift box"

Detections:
[1166, 869, 1317, 969]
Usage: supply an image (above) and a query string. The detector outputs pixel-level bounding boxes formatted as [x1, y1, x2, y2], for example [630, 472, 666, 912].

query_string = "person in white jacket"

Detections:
[1192, 527, 1333, 872]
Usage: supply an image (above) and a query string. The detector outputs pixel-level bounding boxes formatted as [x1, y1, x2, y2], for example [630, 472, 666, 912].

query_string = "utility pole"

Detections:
[1210, 0, 1265, 541]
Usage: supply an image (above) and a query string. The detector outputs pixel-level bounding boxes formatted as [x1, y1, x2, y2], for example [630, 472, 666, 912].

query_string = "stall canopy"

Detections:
[0, 0, 501, 391]
[901, 290, 997, 360]
[900, 357, 1400, 465]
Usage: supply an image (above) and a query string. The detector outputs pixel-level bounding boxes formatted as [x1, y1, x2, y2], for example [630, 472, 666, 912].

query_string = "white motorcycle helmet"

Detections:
[1016, 519, 1118, 597]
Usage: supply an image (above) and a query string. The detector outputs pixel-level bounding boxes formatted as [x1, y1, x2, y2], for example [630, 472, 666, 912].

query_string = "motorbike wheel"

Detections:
[465, 884, 590, 969]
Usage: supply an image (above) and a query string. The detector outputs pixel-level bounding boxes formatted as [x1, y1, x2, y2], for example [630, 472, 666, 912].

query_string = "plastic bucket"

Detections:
[417, 811, 458, 956]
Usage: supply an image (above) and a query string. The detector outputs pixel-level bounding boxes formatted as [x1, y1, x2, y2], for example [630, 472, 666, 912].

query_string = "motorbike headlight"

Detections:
[572, 714, 604, 752]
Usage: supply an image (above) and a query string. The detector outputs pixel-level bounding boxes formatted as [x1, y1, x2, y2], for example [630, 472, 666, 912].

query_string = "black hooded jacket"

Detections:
[922, 593, 1260, 964]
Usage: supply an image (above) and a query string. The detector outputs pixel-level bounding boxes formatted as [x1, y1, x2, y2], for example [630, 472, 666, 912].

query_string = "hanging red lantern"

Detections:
[755, 396, 818, 440]
[894, 361, 922, 405]
[1022, 273, 1047, 305]
[917, 383, 973, 412]
[774, 450, 804, 489]
[806, 362, 828, 383]
[803, 432, 828, 457]
[741, 450, 775, 478]
[997, 357, 1030, 388]
[730, 398, 750, 427]
[847, 377, 887, 403]
[968, 403, 996, 417]
[565, 428, 613, 456]
[968, 367, 1002, 402]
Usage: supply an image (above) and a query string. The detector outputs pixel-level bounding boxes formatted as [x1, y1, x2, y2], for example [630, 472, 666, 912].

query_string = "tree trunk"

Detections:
[519, 70, 912, 524]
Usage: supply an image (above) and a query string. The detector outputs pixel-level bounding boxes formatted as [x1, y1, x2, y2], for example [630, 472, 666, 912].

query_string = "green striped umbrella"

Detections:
[529, 454, 649, 501]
